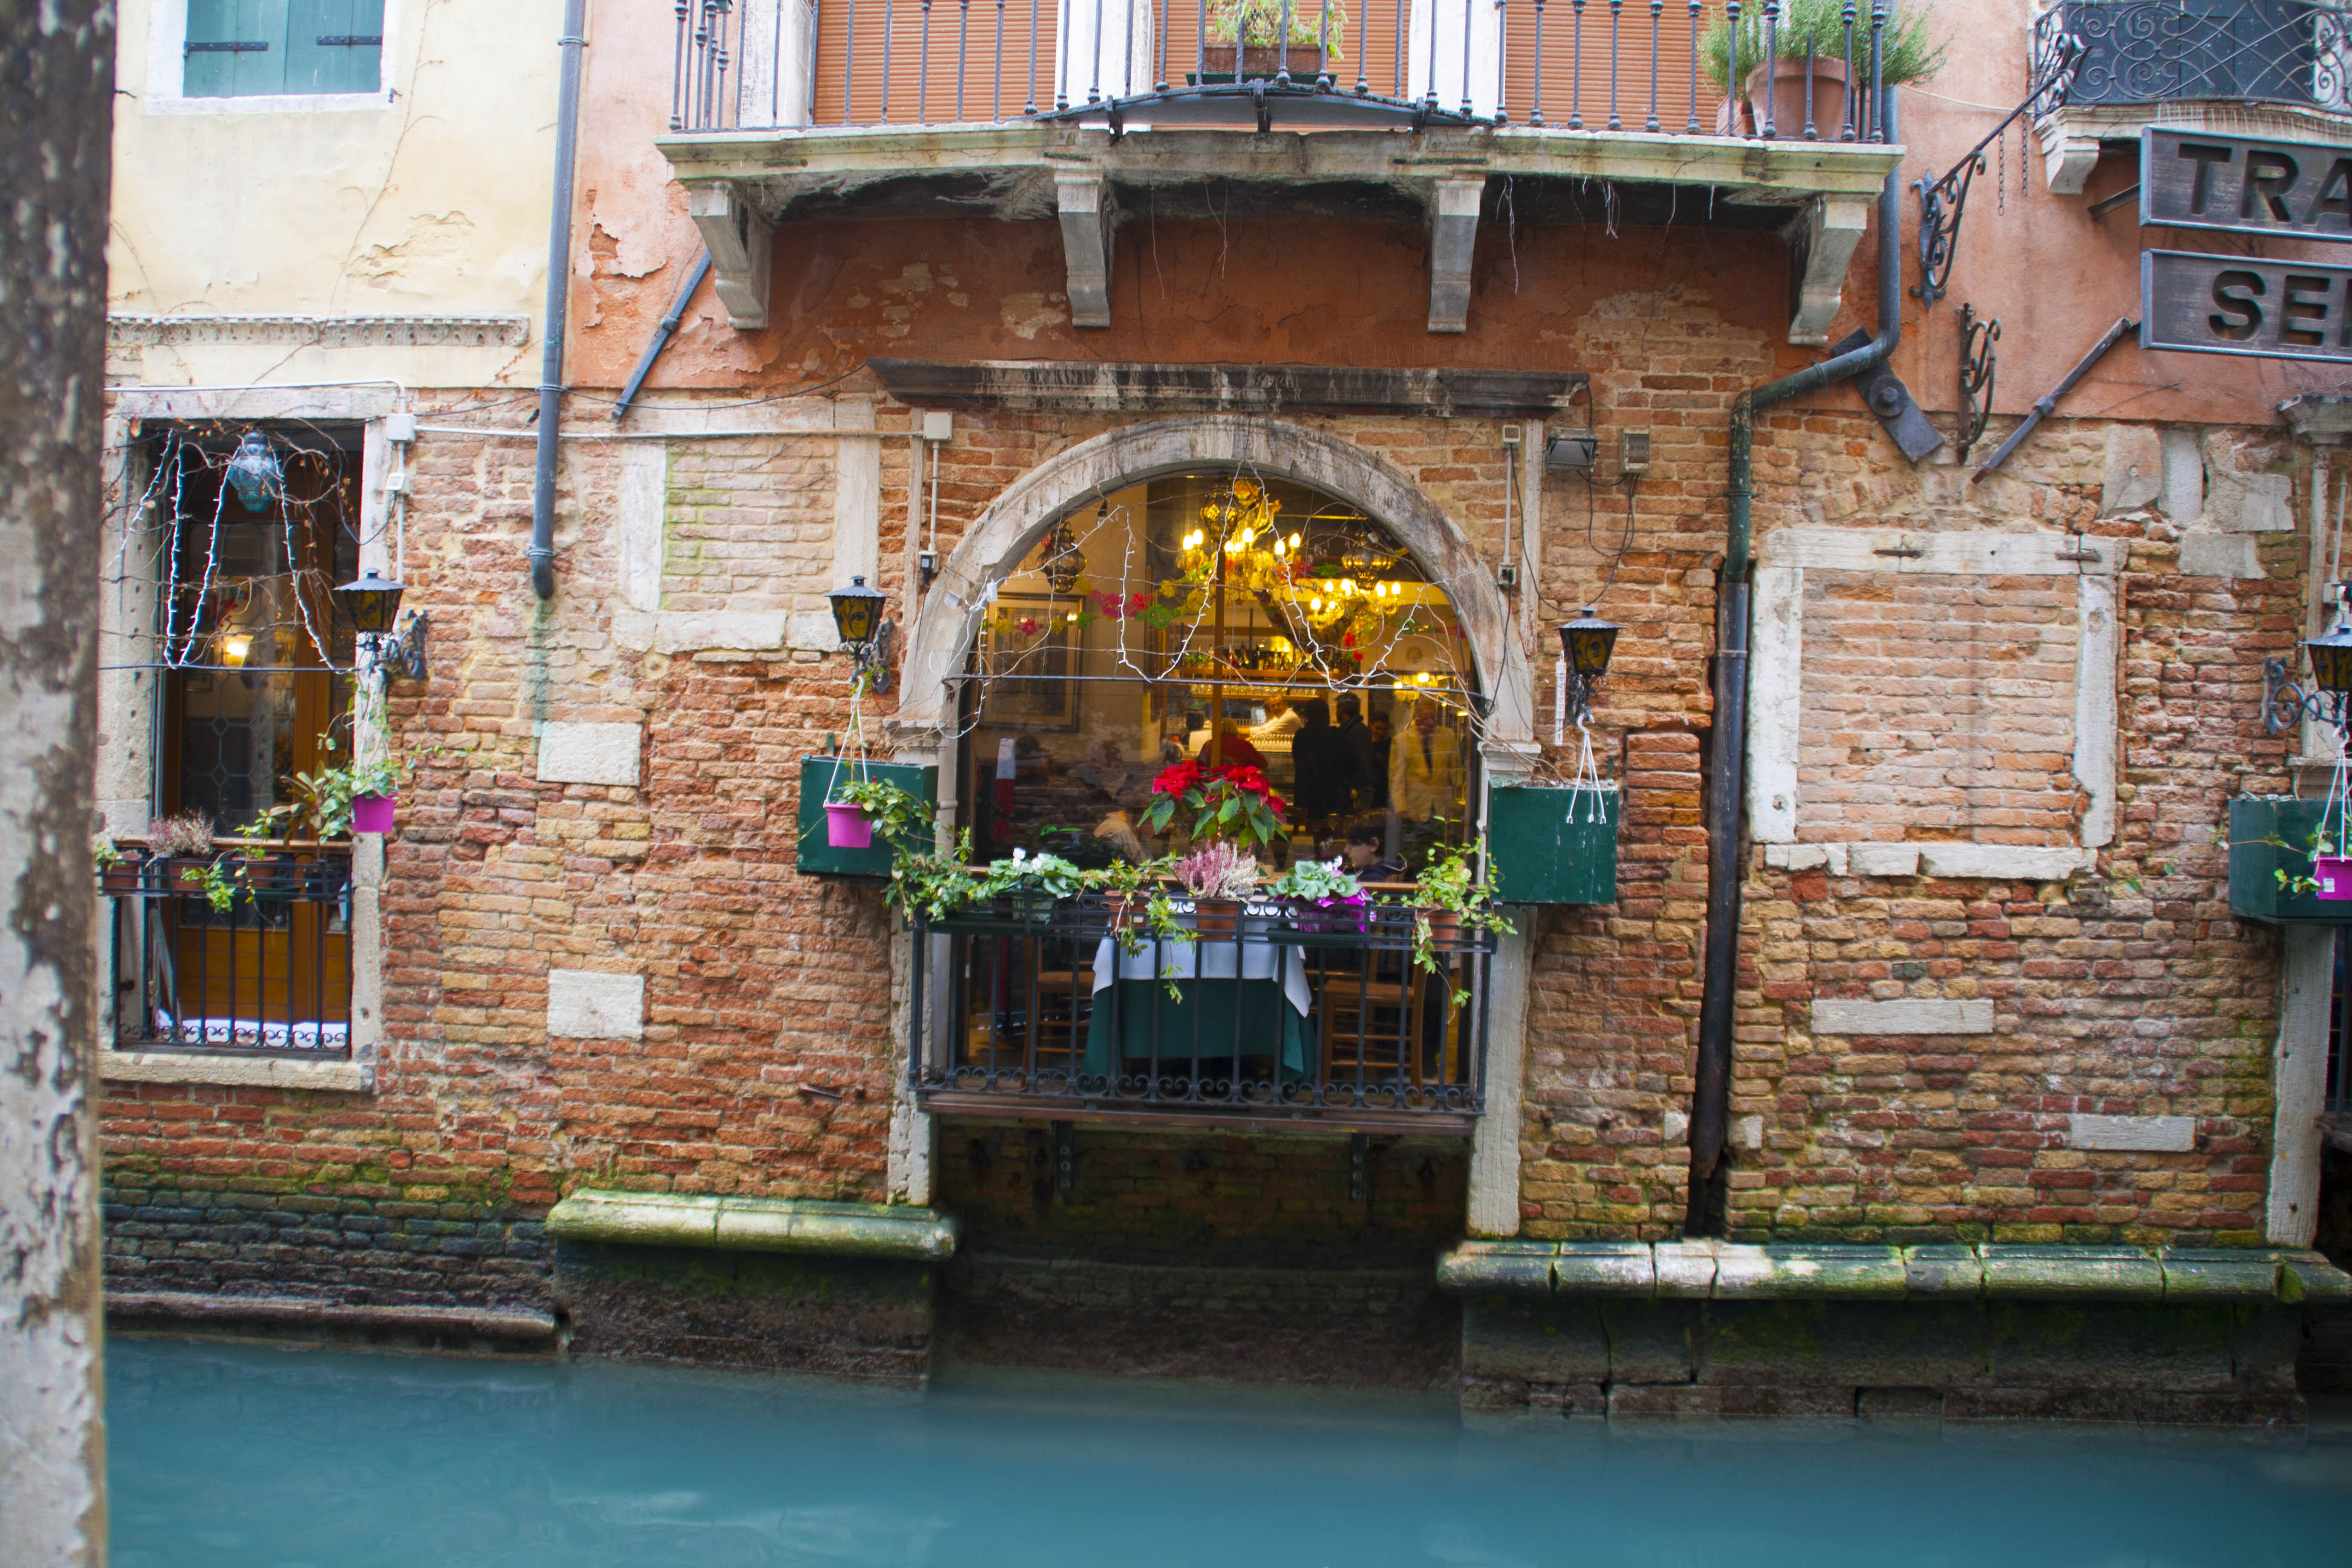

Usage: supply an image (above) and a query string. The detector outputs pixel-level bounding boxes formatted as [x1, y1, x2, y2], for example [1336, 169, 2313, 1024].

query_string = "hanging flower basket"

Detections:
[825, 802, 875, 848]
[2316, 855, 2352, 901]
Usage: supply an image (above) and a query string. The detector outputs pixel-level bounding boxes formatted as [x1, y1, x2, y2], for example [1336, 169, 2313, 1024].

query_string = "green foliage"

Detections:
[93, 836, 123, 872]
[1267, 856, 1364, 903]
[1409, 838, 1517, 1003]
[828, 775, 935, 850]
[886, 828, 984, 923]
[1700, 0, 1948, 88]
[1207, 0, 1349, 59]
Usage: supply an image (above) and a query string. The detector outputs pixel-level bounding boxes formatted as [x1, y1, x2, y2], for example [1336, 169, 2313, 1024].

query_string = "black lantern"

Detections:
[2269, 589, 2352, 739]
[329, 571, 425, 681]
[828, 575, 893, 694]
[336, 568, 405, 635]
[336, 568, 429, 682]
[2308, 611, 2352, 699]
[1556, 607, 1620, 727]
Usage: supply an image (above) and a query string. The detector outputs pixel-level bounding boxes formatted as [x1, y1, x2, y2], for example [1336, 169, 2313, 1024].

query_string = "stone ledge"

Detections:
[1437, 1241, 2352, 1304]
[106, 1290, 557, 1346]
[100, 1050, 369, 1093]
[547, 1190, 958, 1263]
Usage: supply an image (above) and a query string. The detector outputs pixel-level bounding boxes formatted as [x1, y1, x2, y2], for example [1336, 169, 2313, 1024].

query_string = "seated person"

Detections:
[1342, 818, 1406, 884]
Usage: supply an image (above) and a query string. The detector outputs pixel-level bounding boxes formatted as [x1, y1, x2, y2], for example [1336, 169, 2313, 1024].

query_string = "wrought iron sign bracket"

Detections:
[2265, 656, 2350, 736]
[1955, 303, 1999, 465]
[1915, 34, 2084, 308]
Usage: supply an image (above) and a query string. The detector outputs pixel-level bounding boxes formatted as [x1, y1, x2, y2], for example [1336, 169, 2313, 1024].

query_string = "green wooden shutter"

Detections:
[185, 0, 288, 97]
[287, 0, 385, 94]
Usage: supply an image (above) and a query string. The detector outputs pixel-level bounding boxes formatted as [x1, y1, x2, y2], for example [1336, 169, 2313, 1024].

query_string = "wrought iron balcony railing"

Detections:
[2035, 0, 2352, 114]
[673, 0, 1894, 141]
[102, 848, 354, 1057]
[910, 893, 1495, 1129]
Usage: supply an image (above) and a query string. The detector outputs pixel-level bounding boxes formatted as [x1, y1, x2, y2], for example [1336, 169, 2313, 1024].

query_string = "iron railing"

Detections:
[102, 848, 354, 1057]
[2036, 0, 2352, 113]
[672, 0, 1892, 141]
[910, 892, 1494, 1126]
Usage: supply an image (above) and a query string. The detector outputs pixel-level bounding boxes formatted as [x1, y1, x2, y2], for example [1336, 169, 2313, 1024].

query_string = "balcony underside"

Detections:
[659, 122, 1903, 339]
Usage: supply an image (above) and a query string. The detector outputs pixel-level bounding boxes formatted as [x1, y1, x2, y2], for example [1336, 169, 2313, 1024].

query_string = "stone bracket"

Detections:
[1056, 175, 1116, 328]
[686, 180, 773, 330]
[1423, 176, 1485, 333]
[1783, 195, 1871, 347]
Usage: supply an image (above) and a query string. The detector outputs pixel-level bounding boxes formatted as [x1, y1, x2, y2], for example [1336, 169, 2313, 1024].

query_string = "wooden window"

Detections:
[184, 0, 385, 98]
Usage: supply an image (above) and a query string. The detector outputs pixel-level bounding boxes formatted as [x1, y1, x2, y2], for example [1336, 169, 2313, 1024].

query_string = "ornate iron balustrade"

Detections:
[673, 0, 1892, 140]
[909, 893, 1494, 1130]
[102, 848, 354, 1057]
[2036, 0, 2352, 113]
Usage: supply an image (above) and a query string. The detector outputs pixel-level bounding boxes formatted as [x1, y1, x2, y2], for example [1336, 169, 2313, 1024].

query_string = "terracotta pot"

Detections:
[2316, 855, 2352, 900]
[825, 801, 875, 848]
[1737, 54, 1848, 139]
[1192, 897, 1242, 939]
[1420, 908, 1462, 946]
[99, 863, 144, 895]
[1198, 44, 1326, 82]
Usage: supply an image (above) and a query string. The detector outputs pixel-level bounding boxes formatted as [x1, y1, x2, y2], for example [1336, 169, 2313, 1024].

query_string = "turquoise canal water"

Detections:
[111, 1337, 2352, 1567]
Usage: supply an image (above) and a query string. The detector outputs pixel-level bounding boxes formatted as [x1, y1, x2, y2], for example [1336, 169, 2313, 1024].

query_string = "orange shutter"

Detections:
[1502, 0, 1713, 132]
[814, 0, 1061, 123]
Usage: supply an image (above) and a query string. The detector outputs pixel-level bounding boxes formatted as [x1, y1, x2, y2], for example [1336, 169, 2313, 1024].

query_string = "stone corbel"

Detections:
[1057, 175, 1116, 328]
[1783, 195, 1872, 347]
[2036, 113, 2101, 195]
[1424, 177, 1485, 334]
[686, 181, 773, 329]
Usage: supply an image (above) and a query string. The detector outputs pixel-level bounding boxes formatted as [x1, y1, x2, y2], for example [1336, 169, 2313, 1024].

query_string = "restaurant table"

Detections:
[1082, 931, 1315, 1079]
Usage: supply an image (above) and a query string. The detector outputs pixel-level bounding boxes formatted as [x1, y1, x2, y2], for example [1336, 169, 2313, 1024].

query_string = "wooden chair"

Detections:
[1317, 950, 1428, 1086]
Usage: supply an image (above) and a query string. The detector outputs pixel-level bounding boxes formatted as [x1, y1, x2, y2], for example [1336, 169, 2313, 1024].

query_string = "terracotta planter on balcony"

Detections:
[1196, 44, 1327, 83]
[1716, 54, 1848, 137]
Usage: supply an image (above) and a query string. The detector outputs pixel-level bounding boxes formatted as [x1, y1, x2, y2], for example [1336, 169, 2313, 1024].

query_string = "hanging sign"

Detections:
[2141, 249, 2352, 365]
[2143, 128, 2352, 242]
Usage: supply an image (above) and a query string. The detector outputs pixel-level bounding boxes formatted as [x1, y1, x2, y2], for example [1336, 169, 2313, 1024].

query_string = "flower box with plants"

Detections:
[2229, 794, 2352, 924]
[1194, 0, 1348, 82]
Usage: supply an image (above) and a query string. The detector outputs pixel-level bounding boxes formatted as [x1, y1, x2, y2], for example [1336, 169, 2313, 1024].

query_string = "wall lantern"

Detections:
[225, 430, 284, 511]
[335, 568, 429, 682]
[2306, 598, 2352, 734]
[828, 575, 893, 694]
[1557, 606, 1620, 727]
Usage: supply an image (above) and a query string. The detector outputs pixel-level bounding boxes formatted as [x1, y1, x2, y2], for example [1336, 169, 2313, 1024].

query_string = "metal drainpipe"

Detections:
[1684, 91, 1906, 1236]
[529, 0, 590, 601]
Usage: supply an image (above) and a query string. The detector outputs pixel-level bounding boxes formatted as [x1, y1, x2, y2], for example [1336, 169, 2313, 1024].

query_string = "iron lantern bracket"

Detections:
[362, 609, 429, 684]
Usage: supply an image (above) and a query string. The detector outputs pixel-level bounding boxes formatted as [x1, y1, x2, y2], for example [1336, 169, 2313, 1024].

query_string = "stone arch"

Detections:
[898, 416, 1532, 745]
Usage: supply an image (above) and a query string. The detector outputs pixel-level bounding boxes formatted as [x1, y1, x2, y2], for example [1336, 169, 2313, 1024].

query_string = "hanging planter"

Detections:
[2229, 797, 2352, 924]
[351, 793, 397, 835]
[2316, 855, 2352, 901]
[825, 800, 875, 849]
[797, 757, 936, 877]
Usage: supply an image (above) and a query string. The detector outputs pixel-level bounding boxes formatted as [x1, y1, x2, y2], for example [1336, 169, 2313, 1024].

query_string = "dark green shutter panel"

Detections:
[288, 0, 385, 94]
[185, 0, 286, 97]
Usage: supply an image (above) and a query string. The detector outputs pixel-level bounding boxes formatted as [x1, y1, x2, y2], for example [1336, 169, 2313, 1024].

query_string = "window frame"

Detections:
[144, 0, 399, 115]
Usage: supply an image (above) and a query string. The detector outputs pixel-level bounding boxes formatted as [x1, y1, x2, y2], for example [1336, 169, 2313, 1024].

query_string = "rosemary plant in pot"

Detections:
[1700, 0, 1947, 137]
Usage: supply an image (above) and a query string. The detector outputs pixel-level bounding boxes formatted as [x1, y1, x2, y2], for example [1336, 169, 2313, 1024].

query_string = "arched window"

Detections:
[956, 467, 1480, 877]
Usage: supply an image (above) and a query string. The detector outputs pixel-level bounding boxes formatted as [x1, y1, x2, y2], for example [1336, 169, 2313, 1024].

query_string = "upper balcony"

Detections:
[655, 0, 1907, 339]
[2034, 0, 2352, 191]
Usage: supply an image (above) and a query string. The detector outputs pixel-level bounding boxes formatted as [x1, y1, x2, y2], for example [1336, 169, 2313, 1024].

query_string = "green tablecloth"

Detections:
[1082, 978, 1313, 1079]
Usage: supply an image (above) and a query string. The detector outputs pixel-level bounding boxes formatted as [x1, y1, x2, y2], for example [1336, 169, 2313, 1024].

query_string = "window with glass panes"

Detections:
[183, 1, 385, 97]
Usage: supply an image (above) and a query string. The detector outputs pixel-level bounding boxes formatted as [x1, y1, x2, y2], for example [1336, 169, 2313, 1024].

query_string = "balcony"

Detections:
[909, 893, 1495, 1132]
[2034, 0, 2352, 191]
[658, 0, 1906, 339]
[101, 846, 354, 1059]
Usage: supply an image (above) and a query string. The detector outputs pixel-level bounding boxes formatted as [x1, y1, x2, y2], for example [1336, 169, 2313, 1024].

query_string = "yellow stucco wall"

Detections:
[109, 0, 567, 391]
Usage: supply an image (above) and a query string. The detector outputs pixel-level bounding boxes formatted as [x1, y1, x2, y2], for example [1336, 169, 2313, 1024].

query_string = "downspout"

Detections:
[529, 0, 590, 601]
[1684, 91, 1906, 1235]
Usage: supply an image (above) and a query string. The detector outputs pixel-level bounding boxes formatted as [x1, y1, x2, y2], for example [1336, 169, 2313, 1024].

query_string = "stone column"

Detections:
[0, 4, 114, 1563]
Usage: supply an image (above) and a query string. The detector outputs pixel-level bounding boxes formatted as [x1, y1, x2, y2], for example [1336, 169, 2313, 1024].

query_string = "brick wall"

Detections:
[1798, 571, 2083, 847]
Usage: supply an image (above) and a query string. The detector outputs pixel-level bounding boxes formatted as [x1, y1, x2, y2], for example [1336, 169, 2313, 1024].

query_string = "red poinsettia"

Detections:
[1142, 758, 1288, 848]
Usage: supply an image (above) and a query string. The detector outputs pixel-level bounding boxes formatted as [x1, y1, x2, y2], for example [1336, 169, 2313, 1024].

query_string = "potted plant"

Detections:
[1174, 840, 1262, 939]
[976, 848, 1089, 923]
[1266, 854, 1366, 935]
[93, 835, 145, 895]
[1201, 0, 1347, 82]
[1138, 757, 1290, 851]
[886, 827, 985, 923]
[829, 773, 933, 854]
[1700, 0, 1947, 137]
[1408, 838, 1515, 1002]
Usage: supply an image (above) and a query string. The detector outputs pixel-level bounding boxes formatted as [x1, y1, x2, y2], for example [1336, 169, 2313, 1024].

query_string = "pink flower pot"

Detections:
[825, 802, 875, 848]
[2316, 855, 2352, 900]
[351, 794, 396, 835]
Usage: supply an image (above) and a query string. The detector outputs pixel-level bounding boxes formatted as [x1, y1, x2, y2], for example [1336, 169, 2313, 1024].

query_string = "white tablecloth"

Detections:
[1090, 921, 1315, 1018]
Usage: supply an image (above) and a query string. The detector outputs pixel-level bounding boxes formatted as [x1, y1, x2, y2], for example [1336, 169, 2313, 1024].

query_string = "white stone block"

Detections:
[2103, 426, 2163, 514]
[548, 970, 645, 1040]
[1811, 998, 1994, 1036]
[1846, 844, 1921, 877]
[1663, 1109, 1690, 1146]
[2161, 427, 2204, 521]
[2177, 533, 2264, 580]
[1915, 844, 2094, 881]
[2066, 1114, 2196, 1153]
[2213, 470, 2295, 533]
[537, 721, 642, 787]
[1763, 844, 1830, 871]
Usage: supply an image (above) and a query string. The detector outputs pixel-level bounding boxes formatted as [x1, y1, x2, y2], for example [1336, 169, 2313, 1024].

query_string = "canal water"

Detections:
[110, 1336, 2352, 1567]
